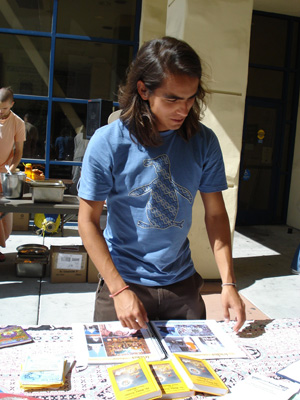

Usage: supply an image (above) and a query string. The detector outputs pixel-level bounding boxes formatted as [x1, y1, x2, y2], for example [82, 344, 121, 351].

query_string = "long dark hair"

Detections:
[118, 36, 208, 147]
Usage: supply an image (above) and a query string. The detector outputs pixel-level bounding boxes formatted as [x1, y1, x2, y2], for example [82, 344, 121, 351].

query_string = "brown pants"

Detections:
[94, 272, 206, 322]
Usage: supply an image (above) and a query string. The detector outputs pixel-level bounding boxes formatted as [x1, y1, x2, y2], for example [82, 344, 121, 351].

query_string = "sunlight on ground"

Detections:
[232, 231, 280, 258]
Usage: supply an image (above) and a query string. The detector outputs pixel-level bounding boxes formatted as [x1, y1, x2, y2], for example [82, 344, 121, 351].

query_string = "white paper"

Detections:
[224, 374, 300, 400]
[277, 360, 300, 383]
[56, 253, 83, 270]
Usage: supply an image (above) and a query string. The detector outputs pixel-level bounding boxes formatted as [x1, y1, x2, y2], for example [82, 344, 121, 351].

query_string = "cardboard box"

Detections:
[50, 245, 87, 283]
[13, 213, 29, 231]
[87, 257, 100, 283]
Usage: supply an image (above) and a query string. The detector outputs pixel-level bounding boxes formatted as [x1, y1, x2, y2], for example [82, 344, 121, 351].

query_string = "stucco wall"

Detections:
[287, 104, 300, 229]
[139, 0, 253, 278]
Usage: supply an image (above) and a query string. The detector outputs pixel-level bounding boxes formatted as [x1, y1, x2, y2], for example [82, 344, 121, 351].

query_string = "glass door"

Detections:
[237, 99, 282, 225]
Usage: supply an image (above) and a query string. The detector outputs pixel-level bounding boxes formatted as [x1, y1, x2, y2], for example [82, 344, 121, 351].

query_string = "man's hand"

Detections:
[113, 289, 149, 330]
[221, 285, 246, 332]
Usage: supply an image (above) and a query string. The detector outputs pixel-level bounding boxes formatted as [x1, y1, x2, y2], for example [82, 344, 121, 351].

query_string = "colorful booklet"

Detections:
[72, 322, 167, 365]
[276, 359, 300, 383]
[19, 354, 67, 390]
[150, 320, 246, 359]
[107, 357, 162, 400]
[72, 320, 246, 365]
[148, 360, 195, 399]
[171, 353, 229, 396]
[0, 326, 33, 348]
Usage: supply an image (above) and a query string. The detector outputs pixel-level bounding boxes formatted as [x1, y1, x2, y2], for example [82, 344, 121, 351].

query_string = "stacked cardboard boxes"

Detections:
[50, 245, 88, 283]
[50, 245, 100, 283]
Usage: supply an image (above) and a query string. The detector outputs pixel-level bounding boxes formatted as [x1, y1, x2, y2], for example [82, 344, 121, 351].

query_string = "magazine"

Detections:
[72, 322, 167, 365]
[150, 320, 246, 359]
[73, 320, 246, 365]
[0, 326, 33, 348]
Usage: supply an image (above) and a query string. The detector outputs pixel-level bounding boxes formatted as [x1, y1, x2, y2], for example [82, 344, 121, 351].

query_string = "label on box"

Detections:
[56, 253, 83, 270]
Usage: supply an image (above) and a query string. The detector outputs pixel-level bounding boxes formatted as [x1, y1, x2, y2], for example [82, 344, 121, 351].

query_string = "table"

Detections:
[0, 193, 80, 216]
[0, 193, 80, 234]
[0, 319, 299, 399]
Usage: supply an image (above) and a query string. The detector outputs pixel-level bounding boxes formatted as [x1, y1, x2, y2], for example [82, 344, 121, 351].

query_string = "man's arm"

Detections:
[78, 198, 148, 329]
[200, 191, 246, 332]
[9, 141, 24, 173]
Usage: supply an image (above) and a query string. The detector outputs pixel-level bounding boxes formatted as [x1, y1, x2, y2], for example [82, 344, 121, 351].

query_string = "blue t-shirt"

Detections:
[78, 119, 227, 286]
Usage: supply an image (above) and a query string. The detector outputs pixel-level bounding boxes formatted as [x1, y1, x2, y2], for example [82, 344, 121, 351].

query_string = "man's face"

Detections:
[137, 73, 199, 132]
[0, 99, 14, 119]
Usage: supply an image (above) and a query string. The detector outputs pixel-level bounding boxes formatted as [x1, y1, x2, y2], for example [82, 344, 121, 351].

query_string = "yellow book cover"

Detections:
[172, 354, 228, 396]
[107, 357, 162, 400]
[149, 360, 195, 399]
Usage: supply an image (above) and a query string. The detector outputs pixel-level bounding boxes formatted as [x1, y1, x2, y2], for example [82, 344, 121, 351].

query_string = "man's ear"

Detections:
[137, 81, 149, 100]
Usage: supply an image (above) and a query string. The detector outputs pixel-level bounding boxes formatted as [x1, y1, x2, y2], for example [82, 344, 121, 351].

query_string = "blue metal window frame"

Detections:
[0, 0, 142, 178]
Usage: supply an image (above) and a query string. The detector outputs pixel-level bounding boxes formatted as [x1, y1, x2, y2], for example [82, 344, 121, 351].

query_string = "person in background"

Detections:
[55, 128, 67, 160]
[0, 87, 25, 262]
[70, 125, 88, 195]
[23, 113, 38, 158]
[78, 37, 246, 332]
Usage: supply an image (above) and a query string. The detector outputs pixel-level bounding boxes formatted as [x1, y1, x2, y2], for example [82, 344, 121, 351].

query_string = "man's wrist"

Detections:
[109, 285, 129, 298]
[221, 282, 237, 288]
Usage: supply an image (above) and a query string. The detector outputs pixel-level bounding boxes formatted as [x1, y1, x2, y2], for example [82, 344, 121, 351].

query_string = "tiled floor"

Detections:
[0, 224, 299, 325]
[201, 281, 269, 321]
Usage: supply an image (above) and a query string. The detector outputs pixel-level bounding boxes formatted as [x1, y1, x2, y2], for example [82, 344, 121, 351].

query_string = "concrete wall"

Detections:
[139, 0, 168, 43]
[287, 104, 300, 229]
[140, 0, 253, 278]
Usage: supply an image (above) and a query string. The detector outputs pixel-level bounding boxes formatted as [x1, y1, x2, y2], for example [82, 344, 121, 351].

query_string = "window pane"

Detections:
[49, 164, 73, 181]
[53, 39, 133, 100]
[0, 0, 53, 32]
[12, 99, 48, 160]
[250, 14, 287, 67]
[247, 68, 283, 99]
[291, 21, 299, 69]
[0, 34, 50, 96]
[51, 102, 87, 162]
[57, 0, 137, 40]
[239, 168, 272, 211]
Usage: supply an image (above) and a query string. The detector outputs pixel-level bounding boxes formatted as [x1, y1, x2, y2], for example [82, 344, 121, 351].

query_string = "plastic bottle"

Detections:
[24, 163, 32, 180]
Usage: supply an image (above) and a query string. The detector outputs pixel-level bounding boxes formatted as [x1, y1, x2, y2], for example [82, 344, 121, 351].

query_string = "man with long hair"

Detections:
[78, 37, 245, 332]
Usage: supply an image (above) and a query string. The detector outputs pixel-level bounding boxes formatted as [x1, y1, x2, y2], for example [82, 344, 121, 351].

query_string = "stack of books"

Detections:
[107, 354, 228, 400]
[19, 354, 68, 391]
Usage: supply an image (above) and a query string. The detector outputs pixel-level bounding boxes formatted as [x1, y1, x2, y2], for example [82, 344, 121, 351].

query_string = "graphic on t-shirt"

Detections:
[129, 154, 192, 229]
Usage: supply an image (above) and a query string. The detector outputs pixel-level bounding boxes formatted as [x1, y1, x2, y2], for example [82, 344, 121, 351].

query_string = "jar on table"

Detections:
[24, 163, 32, 180]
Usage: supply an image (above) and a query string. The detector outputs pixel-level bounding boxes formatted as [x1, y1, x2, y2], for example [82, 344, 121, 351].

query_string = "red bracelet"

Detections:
[109, 285, 129, 298]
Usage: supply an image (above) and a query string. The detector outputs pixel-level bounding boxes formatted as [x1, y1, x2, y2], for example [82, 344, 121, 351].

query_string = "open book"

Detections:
[72, 320, 246, 365]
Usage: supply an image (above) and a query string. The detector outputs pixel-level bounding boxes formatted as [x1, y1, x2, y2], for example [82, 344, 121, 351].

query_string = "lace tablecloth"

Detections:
[0, 319, 300, 399]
